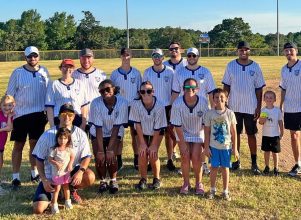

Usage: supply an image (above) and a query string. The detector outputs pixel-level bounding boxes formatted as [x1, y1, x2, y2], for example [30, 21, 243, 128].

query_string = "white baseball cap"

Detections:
[151, 48, 164, 56]
[24, 46, 39, 57]
[186, 47, 199, 56]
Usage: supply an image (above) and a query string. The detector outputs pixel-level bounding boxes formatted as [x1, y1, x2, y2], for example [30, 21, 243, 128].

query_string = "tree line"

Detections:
[0, 10, 300, 51]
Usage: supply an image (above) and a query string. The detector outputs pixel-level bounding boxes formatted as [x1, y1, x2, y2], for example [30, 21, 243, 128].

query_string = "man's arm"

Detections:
[36, 159, 54, 192]
[254, 88, 263, 120]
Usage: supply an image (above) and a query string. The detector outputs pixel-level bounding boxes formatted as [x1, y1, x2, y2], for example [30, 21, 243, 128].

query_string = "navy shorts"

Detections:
[235, 112, 257, 135]
[284, 112, 301, 131]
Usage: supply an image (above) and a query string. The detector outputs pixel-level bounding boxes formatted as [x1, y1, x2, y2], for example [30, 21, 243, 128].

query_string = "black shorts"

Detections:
[284, 112, 301, 131]
[54, 114, 83, 127]
[261, 136, 281, 153]
[165, 105, 172, 123]
[33, 165, 80, 202]
[90, 135, 121, 148]
[10, 112, 47, 142]
[143, 131, 164, 146]
[235, 112, 257, 135]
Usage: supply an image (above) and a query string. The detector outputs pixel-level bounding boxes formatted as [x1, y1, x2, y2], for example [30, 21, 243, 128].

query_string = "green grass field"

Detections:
[0, 56, 300, 219]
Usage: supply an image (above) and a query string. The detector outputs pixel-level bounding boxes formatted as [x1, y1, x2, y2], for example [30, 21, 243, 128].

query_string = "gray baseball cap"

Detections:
[80, 48, 94, 57]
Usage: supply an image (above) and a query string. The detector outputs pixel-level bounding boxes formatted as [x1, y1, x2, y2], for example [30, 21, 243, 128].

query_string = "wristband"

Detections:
[79, 167, 86, 172]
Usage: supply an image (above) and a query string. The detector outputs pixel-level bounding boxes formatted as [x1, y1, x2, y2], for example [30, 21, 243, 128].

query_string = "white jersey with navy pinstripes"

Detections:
[172, 66, 216, 100]
[129, 97, 167, 136]
[163, 58, 188, 72]
[6, 65, 50, 119]
[45, 78, 89, 117]
[222, 59, 265, 114]
[72, 68, 107, 103]
[279, 59, 301, 113]
[170, 95, 209, 143]
[110, 67, 142, 104]
[89, 96, 128, 138]
[32, 126, 91, 179]
[143, 65, 174, 106]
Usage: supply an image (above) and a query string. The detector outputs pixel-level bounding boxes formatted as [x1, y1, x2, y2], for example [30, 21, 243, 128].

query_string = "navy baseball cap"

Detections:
[283, 42, 298, 50]
[59, 103, 75, 114]
[237, 41, 250, 49]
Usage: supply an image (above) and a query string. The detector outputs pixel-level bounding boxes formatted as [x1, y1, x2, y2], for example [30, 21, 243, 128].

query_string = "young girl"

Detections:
[48, 127, 75, 214]
[0, 95, 15, 195]
[259, 90, 283, 176]
[204, 88, 238, 201]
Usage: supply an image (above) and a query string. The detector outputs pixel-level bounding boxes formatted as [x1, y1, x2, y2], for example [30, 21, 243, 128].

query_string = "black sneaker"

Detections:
[288, 164, 301, 177]
[136, 178, 147, 190]
[274, 168, 280, 176]
[166, 159, 176, 171]
[134, 157, 139, 170]
[152, 178, 161, 190]
[147, 163, 152, 172]
[12, 179, 21, 191]
[263, 166, 270, 175]
[251, 164, 261, 175]
[98, 182, 108, 194]
[30, 174, 41, 183]
[231, 160, 240, 170]
[109, 180, 119, 194]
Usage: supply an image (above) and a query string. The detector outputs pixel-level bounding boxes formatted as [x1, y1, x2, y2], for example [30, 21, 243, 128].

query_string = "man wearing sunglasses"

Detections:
[143, 48, 176, 171]
[222, 41, 265, 175]
[164, 41, 188, 72]
[6, 46, 50, 190]
[32, 103, 95, 214]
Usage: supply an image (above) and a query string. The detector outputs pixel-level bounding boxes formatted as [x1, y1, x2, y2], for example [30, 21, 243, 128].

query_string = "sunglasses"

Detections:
[99, 87, 113, 94]
[140, 89, 153, 95]
[26, 54, 39, 59]
[187, 54, 197, 58]
[60, 112, 74, 117]
[169, 47, 179, 51]
[152, 54, 163, 59]
[183, 85, 198, 91]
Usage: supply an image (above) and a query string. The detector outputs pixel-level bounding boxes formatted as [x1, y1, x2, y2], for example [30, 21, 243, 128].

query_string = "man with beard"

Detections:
[222, 41, 265, 175]
[279, 42, 301, 176]
[6, 46, 50, 190]
[164, 41, 188, 72]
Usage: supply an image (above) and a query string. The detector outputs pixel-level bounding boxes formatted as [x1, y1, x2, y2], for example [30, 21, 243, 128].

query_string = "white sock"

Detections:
[223, 189, 229, 194]
[210, 187, 216, 192]
[31, 169, 39, 178]
[297, 161, 301, 167]
[13, 173, 20, 180]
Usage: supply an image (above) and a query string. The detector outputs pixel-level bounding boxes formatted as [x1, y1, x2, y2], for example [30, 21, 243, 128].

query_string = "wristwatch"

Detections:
[79, 167, 86, 172]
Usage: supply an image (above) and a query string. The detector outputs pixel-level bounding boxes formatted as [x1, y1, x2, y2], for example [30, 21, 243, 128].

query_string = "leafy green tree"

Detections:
[0, 19, 23, 51]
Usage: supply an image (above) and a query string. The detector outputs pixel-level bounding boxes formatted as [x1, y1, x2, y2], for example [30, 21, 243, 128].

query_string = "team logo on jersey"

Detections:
[115, 111, 119, 118]
[294, 69, 300, 76]
[131, 77, 136, 83]
[95, 77, 101, 82]
[249, 70, 255, 76]
[197, 110, 203, 117]
[164, 76, 170, 82]
[198, 73, 204, 80]
[39, 75, 46, 83]
[75, 88, 80, 95]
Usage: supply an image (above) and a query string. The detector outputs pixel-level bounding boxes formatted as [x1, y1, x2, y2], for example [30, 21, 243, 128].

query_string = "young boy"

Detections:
[204, 88, 238, 201]
[259, 90, 284, 176]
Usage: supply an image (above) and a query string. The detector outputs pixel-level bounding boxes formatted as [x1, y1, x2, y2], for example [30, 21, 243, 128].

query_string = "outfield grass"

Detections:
[0, 56, 300, 219]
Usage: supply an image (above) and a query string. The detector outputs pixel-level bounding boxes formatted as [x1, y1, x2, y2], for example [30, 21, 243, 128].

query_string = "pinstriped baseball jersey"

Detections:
[279, 60, 301, 113]
[6, 65, 50, 119]
[143, 65, 174, 106]
[163, 58, 188, 72]
[89, 95, 128, 138]
[32, 126, 91, 179]
[72, 68, 107, 103]
[129, 97, 167, 136]
[45, 78, 89, 117]
[172, 66, 216, 99]
[170, 95, 209, 143]
[222, 59, 266, 114]
[110, 67, 142, 104]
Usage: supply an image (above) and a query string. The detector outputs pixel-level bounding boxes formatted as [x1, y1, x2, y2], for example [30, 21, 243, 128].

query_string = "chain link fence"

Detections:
[0, 48, 283, 62]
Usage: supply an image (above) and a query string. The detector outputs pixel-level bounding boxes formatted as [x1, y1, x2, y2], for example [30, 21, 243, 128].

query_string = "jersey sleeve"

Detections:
[129, 101, 141, 123]
[172, 72, 181, 93]
[254, 64, 266, 89]
[205, 70, 216, 94]
[142, 70, 149, 82]
[45, 81, 55, 107]
[89, 99, 103, 128]
[170, 100, 182, 126]
[279, 67, 287, 90]
[32, 132, 53, 161]
[79, 131, 92, 160]
[222, 63, 231, 86]
[154, 105, 167, 130]
[6, 69, 18, 97]
[114, 99, 128, 126]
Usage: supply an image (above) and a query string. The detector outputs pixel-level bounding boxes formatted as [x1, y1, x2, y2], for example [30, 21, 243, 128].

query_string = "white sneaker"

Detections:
[65, 199, 73, 210]
[0, 186, 7, 195]
[208, 190, 216, 200]
[51, 203, 60, 214]
[202, 163, 210, 175]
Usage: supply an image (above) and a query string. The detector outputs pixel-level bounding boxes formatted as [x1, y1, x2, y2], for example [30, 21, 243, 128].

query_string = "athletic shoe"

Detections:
[288, 164, 301, 177]
[195, 183, 205, 196]
[231, 160, 240, 170]
[180, 183, 190, 195]
[222, 192, 231, 201]
[65, 199, 73, 210]
[251, 164, 261, 175]
[98, 182, 108, 194]
[0, 186, 7, 196]
[208, 190, 216, 200]
[136, 178, 147, 190]
[51, 203, 60, 214]
[177, 169, 183, 176]
[202, 163, 210, 175]
[263, 166, 270, 175]
[166, 159, 176, 171]
[152, 178, 161, 190]
[109, 180, 119, 194]
[30, 174, 41, 183]
[12, 178, 21, 191]
[172, 152, 180, 160]
[274, 168, 280, 176]
[70, 189, 82, 204]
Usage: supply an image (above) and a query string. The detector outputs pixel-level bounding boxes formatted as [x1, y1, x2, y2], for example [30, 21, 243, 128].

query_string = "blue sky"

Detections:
[1, 0, 300, 34]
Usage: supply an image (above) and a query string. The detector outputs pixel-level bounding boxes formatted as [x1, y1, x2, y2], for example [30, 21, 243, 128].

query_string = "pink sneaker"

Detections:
[195, 182, 205, 196]
[180, 183, 190, 194]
